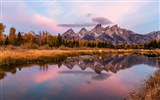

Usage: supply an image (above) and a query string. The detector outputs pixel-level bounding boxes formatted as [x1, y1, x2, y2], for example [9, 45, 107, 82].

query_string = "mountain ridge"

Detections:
[62, 24, 160, 45]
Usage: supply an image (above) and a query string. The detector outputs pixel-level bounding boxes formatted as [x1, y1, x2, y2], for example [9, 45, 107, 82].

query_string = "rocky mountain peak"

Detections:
[91, 23, 104, 35]
[28, 31, 36, 36]
[147, 31, 160, 40]
[64, 28, 75, 35]
[111, 24, 119, 31]
[67, 28, 74, 32]
[103, 26, 110, 31]
[95, 23, 102, 28]
[61, 28, 77, 39]
[80, 27, 87, 32]
[78, 27, 88, 37]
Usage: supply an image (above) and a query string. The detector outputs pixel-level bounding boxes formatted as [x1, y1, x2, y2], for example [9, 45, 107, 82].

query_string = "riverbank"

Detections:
[0, 48, 160, 67]
[1, 48, 160, 99]
[129, 69, 160, 100]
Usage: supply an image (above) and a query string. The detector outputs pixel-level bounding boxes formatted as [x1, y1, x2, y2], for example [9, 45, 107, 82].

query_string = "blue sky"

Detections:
[0, 0, 159, 35]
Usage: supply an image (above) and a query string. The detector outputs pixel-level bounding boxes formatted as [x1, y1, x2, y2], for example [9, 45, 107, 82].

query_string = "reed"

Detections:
[0, 49, 109, 67]
[0, 48, 160, 67]
[130, 70, 160, 100]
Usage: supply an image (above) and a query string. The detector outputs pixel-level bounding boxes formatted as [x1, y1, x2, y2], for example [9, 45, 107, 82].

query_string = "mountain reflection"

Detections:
[58, 71, 111, 81]
[62, 55, 160, 74]
[0, 54, 160, 80]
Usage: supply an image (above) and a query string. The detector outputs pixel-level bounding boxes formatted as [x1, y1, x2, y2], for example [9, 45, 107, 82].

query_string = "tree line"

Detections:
[0, 23, 107, 48]
[111, 39, 160, 49]
[0, 23, 159, 49]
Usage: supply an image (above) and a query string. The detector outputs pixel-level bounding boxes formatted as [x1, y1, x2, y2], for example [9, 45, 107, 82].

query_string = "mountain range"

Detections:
[62, 24, 160, 45]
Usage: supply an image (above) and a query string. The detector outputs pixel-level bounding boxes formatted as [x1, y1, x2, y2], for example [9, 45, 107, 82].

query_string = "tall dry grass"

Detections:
[0, 48, 160, 67]
[0, 49, 110, 67]
[130, 70, 160, 100]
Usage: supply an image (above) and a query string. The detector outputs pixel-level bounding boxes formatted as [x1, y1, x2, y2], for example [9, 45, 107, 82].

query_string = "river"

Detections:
[0, 54, 159, 100]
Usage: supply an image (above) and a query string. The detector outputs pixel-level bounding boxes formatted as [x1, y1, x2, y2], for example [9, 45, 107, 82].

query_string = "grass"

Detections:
[0, 47, 160, 67]
[129, 69, 160, 100]
[0, 49, 113, 67]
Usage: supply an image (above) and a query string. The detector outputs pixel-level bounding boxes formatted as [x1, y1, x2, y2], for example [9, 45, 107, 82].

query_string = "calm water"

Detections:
[0, 55, 159, 100]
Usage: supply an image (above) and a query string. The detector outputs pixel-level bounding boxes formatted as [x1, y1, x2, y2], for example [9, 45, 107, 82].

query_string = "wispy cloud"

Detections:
[92, 17, 112, 25]
[57, 17, 112, 27]
[3, 2, 64, 34]
[33, 14, 63, 33]
[86, 13, 92, 17]
[2, 1, 159, 34]
[57, 22, 95, 27]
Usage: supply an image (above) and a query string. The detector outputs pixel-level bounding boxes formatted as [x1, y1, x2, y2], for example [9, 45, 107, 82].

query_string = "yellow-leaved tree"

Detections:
[9, 27, 16, 45]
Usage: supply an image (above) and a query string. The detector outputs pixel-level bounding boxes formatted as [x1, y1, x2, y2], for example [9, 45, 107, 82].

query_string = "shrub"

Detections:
[21, 43, 39, 49]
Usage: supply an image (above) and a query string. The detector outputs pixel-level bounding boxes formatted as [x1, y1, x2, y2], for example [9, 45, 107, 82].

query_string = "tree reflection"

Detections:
[0, 73, 7, 80]
[39, 65, 48, 71]
[0, 55, 160, 80]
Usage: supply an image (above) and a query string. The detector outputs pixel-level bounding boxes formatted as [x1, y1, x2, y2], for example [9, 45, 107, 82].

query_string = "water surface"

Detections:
[0, 55, 159, 100]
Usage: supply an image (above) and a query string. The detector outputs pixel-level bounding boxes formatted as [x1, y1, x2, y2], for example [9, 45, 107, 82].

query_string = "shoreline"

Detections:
[1, 48, 160, 68]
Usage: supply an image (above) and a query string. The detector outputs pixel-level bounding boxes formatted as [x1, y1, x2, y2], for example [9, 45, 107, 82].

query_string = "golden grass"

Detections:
[0, 49, 109, 67]
[0, 48, 160, 67]
[130, 70, 160, 100]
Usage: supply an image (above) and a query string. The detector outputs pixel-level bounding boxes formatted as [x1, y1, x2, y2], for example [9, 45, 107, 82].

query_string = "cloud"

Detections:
[57, 22, 95, 27]
[86, 13, 92, 17]
[57, 17, 112, 27]
[92, 17, 112, 25]
[2, 2, 64, 34]
[2, 1, 158, 34]
[33, 14, 63, 33]
[66, 2, 154, 32]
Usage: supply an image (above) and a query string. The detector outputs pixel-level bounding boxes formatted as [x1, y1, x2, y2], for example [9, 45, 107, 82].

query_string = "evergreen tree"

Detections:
[5, 36, 9, 45]
[76, 40, 79, 47]
[17, 31, 23, 46]
[57, 33, 62, 47]
[148, 39, 160, 49]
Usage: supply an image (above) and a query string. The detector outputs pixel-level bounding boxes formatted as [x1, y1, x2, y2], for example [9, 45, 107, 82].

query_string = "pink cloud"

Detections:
[2, 2, 64, 34]
[33, 14, 63, 33]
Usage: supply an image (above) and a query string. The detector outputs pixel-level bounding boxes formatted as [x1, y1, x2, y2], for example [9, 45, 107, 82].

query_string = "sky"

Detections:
[0, 0, 159, 35]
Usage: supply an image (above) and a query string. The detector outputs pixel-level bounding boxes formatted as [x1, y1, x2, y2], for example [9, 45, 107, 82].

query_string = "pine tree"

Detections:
[76, 40, 79, 47]
[57, 33, 62, 47]
[17, 31, 23, 46]
[5, 36, 9, 45]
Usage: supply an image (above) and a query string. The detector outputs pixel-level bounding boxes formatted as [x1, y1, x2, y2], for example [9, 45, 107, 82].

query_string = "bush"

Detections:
[6, 45, 16, 50]
[39, 45, 51, 50]
[21, 43, 39, 49]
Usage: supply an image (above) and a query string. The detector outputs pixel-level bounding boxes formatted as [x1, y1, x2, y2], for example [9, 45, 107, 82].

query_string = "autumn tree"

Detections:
[46, 35, 58, 47]
[0, 23, 6, 45]
[23, 33, 35, 43]
[9, 27, 16, 45]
